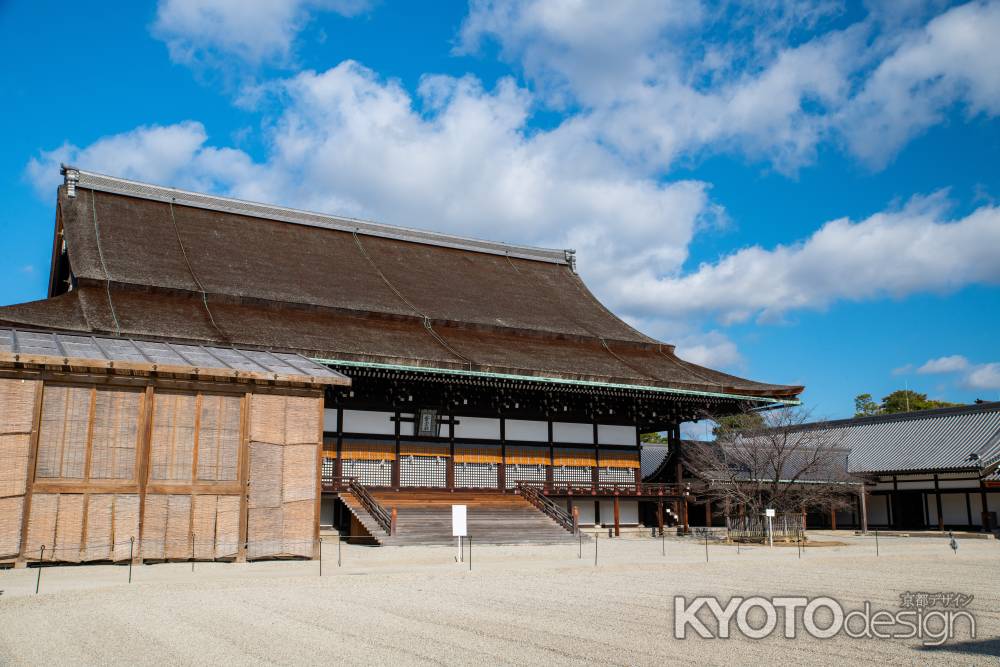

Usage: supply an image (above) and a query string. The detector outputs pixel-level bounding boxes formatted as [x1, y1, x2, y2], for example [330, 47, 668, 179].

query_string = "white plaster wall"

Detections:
[342, 410, 394, 435]
[553, 421, 594, 444]
[505, 419, 548, 442]
[597, 425, 636, 446]
[453, 416, 500, 440]
[572, 500, 596, 525]
[323, 408, 338, 432]
[969, 493, 983, 526]
[399, 412, 415, 437]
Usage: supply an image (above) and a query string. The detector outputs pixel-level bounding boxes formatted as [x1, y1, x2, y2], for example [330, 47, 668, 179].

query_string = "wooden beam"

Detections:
[136, 384, 155, 563]
[934, 474, 944, 531]
[613, 495, 620, 537]
[314, 394, 323, 559]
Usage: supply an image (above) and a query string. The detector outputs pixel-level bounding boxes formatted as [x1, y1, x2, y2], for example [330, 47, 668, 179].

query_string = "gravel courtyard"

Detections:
[0, 532, 996, 665]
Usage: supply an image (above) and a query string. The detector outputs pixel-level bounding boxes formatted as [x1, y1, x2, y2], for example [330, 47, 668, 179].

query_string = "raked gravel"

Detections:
[0, 531, 996, 665]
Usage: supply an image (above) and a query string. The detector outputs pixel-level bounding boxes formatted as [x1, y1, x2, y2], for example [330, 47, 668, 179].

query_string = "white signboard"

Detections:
[452, 505, 467, 537]
[765, 508, 776, 517]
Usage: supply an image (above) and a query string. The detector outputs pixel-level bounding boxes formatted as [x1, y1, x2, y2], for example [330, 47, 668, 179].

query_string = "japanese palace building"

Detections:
[0, 167, 802, 562]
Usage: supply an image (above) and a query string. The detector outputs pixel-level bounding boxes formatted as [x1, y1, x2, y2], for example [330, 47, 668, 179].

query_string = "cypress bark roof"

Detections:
[0, 169, 802, 401]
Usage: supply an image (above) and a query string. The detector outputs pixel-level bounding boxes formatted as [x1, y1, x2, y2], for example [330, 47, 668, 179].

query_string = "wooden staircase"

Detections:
[340, 490, 579, 546]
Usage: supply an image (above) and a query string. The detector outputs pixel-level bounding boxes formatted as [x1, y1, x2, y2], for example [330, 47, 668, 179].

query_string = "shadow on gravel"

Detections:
[918, 637, 1000, 657]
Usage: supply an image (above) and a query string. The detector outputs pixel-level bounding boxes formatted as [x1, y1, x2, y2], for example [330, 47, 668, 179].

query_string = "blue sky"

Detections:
[2, 0, 999, 419]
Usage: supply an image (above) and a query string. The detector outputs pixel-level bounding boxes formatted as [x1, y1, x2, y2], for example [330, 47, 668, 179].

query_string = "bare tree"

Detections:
[684, 407, 857, 519]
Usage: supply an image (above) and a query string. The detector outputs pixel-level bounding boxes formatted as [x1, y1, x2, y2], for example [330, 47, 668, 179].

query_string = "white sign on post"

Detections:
[764, 509, 775, 548]
[452, 505, 467, 537]
[764, 508, 776, 518]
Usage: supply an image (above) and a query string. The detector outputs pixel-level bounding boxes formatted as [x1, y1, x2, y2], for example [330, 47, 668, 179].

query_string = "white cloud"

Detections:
[153, 0, 371, 66]
[917, 355, 970, 374]
[611, 192, 1000, 324]
[457, 0, 1000, 172]
[840, 0, 1000, 168]
[25, 63, 714, 341]
[966, 363, 1000, 390]
[25, 121, 262, 198]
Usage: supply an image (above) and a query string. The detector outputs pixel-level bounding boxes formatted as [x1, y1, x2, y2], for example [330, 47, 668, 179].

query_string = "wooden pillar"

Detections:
[613, 495, 620, 537]
[498, 417, 506, 492]
[657, 501, 664, 534]
[313, 395, 323, 560]
[705, 499, 712, 528]
[16, 381, 44, 565]
[965, 491, 973, 528]
[830, 507, 837, 530]
[446, 412, 455, 491]
[236, 390, 251, 563]
[392, 409, 401, 490]
[334, 407, 343, 480]
[682, 496, 689, 533]
[591, 422, 599, 490]
[980, 479, 991, 531]
[934, 474, 944, 531]
[859, 487, 868, 534]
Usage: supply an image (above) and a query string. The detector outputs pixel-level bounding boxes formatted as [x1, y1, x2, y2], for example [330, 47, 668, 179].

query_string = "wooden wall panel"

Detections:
[192, 495, 217, 559]
[24, 493, 57, 559]
[285, 397, 319, 445]
[0, 378, 37, 435]
[89, 389, 143, 481]
[250, 395, 286, 445]
[149, 393, 197, 482]
[0, 496, 24, 558]
[165, 494, 192, 559]
[282, 444, 316, 504]
[83, 494, 113, 561]
[196, 395, 241, 482]
[215, 495, 240, 558]
[249, 442, 282, 509]
[282, 499, 314, 557]
[0, 433, 30, 498]
[36, 386, 91, 480]
[141, 494, 168, 559]
[112, 494, 140, 561]
[54, 494, 84, 563]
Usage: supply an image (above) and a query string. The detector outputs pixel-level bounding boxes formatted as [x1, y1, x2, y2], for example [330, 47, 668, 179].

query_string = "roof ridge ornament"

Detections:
[565, 249, 577, 273]
[61, 164, 80, 198]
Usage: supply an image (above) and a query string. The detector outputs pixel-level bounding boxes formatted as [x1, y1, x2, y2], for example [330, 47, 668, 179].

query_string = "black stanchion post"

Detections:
[35, 545, 45, 594]
[797, 530, 801, 559]
[594, 531, 598, 567]
[129, 537, 134, 583]
[662, 527, 665, 557]
[578, 530, 582, 559]
[338, 533, 342, 567]
[704, 530, 709, 563]
[191, 534, 195, 572]
[319, 537, 323, 577]
[875, 529, 879, 557]
[468, 537, 472, 572]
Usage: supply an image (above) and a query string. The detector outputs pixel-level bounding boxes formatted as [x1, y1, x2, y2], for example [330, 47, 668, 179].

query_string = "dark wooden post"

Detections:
[682, 497, 689, 533]
[934, 474, 944, 531]
[830, 507, 837, 530]
[705, 499, 712, 528]
[392, 409, 401, 490]
[613, 495, 620, 537]
[498, 417, 506, 493]
[859, 487, 868, 534]
[980, 479, 991, 531]
[657, 501, 664, 534]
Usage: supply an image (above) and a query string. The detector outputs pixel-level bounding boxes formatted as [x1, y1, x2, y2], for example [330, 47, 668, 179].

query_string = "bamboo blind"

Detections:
[36, 386, 92, 479]
[0, 379, 36, 434]
[598, 450, 641, 468]
[89, 389, 143, 481]
[554, 448, 597, 467]
[399, 443, 449, 458]
[506, 447, 550, 465]
[150, 393, 197, 482]
[196, 394, 241, 482]
[0, 434, 30, 498]
[454, 446, 502, 464]
[0, 496, 23, 558]
[340, 441, 396, 461]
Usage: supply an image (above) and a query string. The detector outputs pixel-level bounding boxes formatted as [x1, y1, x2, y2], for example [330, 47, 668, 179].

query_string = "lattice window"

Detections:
[151, 392, 243, 484]
[454, 462, 498, 488]
[553, 465, 592, 483]
[150, 393, 197, 482]
[321, 456, 335, 483]
[599, 467, 634, 485]
[400, 455, 447, 487]
[342, 459, 391, 486]
[505, 463, 547, 489]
